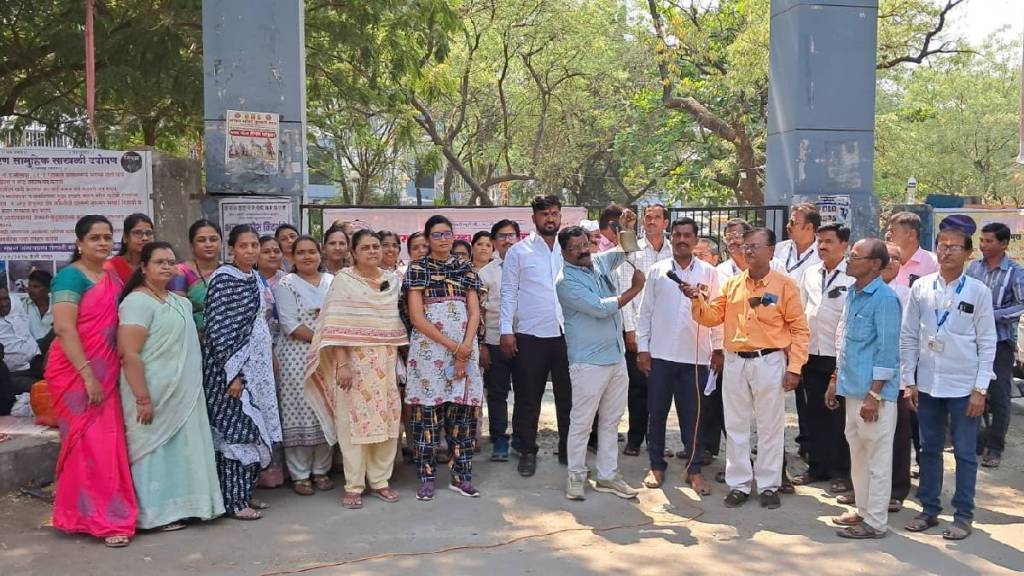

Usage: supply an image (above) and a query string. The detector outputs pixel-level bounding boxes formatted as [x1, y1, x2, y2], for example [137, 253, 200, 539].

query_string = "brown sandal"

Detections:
[942, 521, 973, 540]
[837, 523, 886, 539]
[312, 474, 335, 491]
[832, 512, 863, 527]
[342, 492, 363, 509]
[229, 507, 262, 521]
[292, 479, 315, 496]
[103, 535, 131, 548]
[904, 513, 939, 533]
[372, 486, 400, 503]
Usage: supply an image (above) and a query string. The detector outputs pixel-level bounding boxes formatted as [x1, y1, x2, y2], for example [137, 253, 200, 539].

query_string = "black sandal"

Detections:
[904, 513, 938, 533]
[942, 521, 972, 540]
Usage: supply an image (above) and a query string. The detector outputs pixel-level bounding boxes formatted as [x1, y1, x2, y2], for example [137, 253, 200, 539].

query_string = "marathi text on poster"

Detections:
[225, 110, 279, 175]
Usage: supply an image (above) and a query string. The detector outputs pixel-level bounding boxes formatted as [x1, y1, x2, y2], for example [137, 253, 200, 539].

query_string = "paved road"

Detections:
[2, 392, 1022, 575]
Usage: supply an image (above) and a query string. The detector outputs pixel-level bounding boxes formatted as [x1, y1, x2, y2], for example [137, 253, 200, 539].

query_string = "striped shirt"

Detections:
[617, 235, 672, 332]
[966, 255, 1024, 343]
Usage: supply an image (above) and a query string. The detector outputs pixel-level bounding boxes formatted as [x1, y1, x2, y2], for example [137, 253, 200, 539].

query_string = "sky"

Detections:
[953, 0, 1024, 44]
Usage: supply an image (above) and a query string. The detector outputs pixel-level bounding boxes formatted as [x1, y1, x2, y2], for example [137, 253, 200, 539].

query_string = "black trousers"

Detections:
[891, 389, 914, 502]
[483, 344, 514, 442]
[979, 340, 1015, 456]
[801, 355, 849, 478]
[700, 370, 725, 456]
[511, 333, 572, 456]
[625, 348, 649, 447]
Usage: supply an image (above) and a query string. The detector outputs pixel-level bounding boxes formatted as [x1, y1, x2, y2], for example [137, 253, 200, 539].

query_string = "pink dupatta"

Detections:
[45, 268, 137, 537]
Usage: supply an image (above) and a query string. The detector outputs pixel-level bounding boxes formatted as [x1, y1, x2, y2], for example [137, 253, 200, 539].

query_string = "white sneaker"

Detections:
[593, 473, 639, 499]
[566, 471, 587, 501]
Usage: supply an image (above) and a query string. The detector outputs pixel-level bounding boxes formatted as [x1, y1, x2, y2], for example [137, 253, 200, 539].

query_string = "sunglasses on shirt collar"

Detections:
[747, 293, 779, 307]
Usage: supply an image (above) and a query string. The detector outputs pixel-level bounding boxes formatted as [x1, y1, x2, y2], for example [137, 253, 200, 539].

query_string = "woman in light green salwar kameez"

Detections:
[118, 242, 225, 531]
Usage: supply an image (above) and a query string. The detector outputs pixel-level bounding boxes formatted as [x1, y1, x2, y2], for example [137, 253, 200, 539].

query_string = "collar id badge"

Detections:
[927, 335, 945, 354]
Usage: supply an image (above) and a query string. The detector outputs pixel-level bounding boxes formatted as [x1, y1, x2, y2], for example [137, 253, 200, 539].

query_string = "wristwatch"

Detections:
[867, 389, 882, 401]
[972, 387, 987, 396]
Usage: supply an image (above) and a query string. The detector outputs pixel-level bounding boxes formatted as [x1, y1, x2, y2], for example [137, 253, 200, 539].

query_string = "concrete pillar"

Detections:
[150, 151, 204, 257]
[766, 0, 879, 238]
[202, 0, 306, 225]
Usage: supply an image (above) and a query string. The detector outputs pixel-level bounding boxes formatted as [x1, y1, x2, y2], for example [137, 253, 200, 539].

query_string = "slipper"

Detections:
[248, 498, 270, 510]
[836, 493, 856, 505]
[157, 521, 187, 532]
[623, 445, 641, 456]
[103, 535, 131, 548]
[342, 492, 363, 509]
[837, 523, 886, 539]
[980, 454, 1001, 468]
[663, 449, 674, 458]
[643, 470, 664, 489]
[229, 508, 262, 521]
[942, 522, 972, 541]
[829, 478, 852, 493]
[372, 486, 400, 503]
[292, 479, 315, 496]
[832, 512, 863, 527]
[904, 513, 938, 533]
[888, 499, 902, 513]
[312, 475, 335, 491]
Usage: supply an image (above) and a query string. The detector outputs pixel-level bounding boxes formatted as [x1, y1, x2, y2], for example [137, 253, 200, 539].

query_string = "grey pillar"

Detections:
[202, 0, 306, 224]
[766, 0, 879, 238]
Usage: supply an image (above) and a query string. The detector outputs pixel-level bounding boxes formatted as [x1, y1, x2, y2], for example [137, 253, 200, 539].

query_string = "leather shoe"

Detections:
[518, 453, 537, 477]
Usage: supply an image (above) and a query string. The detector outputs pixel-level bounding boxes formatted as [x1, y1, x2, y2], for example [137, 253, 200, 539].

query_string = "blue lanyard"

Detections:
[934, 275, 966, 328]
[821, 267, 841, 293]
[787, 244, 814, 273]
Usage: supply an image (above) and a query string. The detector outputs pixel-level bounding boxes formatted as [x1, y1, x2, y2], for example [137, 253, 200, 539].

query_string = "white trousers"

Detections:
[722, 350, 786, 494]
[284, 444, 333, 480]
[567, 361, 628, 479]
[845, 398, 897, 532]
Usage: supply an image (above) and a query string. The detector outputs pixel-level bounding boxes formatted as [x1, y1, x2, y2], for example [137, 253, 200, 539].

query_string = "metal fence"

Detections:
[669, 205, 790, 257]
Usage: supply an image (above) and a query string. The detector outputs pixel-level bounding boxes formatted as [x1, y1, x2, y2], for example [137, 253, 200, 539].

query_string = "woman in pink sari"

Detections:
[46, 215, 137, 547]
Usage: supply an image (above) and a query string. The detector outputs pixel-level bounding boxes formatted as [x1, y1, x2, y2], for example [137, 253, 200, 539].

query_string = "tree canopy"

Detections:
[2, 0, 1019, 207]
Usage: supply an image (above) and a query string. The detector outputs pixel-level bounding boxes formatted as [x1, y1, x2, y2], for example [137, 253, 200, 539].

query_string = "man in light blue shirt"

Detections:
[828, 238, 901, 539]
[556, 223, 645, 501]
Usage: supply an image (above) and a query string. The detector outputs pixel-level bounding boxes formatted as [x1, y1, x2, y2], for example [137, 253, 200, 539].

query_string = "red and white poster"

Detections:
[226, 110, 279, 174]
[321, 206, 588, 258]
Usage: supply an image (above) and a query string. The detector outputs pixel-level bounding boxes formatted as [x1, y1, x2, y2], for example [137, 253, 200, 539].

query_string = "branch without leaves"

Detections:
[877, 0, 968, 69]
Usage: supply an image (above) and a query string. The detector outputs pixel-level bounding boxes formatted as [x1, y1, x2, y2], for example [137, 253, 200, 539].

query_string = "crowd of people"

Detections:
[0, 195, 1016, 548]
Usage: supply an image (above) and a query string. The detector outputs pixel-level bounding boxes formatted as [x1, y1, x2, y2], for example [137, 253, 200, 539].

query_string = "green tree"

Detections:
[875, 37, 1024, 206]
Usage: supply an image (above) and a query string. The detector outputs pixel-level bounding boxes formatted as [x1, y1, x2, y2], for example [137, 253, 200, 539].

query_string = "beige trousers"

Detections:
[334, 385, 398, 493]
[845, 398, 897, 532]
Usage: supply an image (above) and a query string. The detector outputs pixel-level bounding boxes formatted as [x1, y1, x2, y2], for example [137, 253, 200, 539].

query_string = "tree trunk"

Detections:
[141, 118, 158, 147]
[734, 132, 762, 205]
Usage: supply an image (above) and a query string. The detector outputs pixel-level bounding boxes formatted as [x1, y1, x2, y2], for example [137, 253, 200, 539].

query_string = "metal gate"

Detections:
[669, 205, 790, 253]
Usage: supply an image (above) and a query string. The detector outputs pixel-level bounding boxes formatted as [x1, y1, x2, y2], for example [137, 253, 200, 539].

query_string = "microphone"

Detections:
[666, 270, 684, 285]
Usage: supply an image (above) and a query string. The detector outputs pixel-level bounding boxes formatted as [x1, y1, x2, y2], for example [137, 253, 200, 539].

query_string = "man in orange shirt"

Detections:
[684, 227, 809, 509]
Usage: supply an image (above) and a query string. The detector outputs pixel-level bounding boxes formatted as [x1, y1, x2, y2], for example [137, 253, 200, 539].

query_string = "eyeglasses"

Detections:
[430, 231, 454, 240]
[495, 232, 518, 241]
[740, 244, 766, 253]
[935, 244, 966, 254]
[130, 229, 155, 238]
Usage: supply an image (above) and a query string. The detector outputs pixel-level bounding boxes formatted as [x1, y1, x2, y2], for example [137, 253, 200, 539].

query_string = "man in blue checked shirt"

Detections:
[555, 215, 645, 502]
[826, 238, 902, 539]
[965, 222, 1024, 469]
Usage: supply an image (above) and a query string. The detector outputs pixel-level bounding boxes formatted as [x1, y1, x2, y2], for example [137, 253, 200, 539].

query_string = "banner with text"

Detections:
[0, 148, 151, 292]
[321, 207, 588, 258]
[933, 208, 1024, 262]
[218, 196, 294, 260]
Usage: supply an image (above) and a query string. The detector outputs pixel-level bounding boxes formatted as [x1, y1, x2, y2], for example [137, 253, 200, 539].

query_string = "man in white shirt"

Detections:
[500, 195, 572, 477]
[774, 203, 821, 468]
[636, 217, 723, 494]
[619, 204, 672, 456]
[24, 270, 54, 352]
[0, 287, 42, 415]
[900, 228, 997, 540]
[695, 238, 720, 266]
[774, 202, 822, 283]
[479, 219, 520, 462]
[791, 224, 853, 490]
[882, 244, 910, 307]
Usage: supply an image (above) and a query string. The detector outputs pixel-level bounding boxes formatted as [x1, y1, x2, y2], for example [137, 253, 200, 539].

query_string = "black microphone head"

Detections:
[666, 270, 682, 284]
[380, 280, 390, 292]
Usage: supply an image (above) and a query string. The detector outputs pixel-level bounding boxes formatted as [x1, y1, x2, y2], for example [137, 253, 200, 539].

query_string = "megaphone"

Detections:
[611, 221, 641, 253]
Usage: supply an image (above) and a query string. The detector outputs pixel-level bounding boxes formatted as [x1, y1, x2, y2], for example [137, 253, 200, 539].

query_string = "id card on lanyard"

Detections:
[929, 275, 966, 353]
